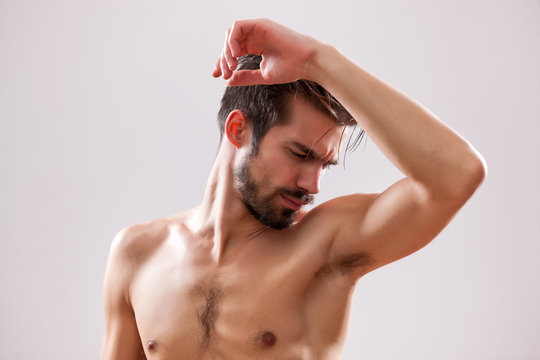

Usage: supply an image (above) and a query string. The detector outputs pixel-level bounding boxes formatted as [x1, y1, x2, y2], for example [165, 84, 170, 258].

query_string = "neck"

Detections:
[187, 143, 270, 263]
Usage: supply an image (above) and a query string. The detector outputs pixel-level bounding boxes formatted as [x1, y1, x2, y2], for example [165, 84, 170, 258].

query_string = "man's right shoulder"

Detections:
[109, 218, 171, 267]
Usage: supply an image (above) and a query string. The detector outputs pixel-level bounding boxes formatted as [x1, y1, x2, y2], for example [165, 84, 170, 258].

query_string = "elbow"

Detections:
[473, 153, 488, 185]
[453, 152, 488, 202]
[421, 146, 487, 204]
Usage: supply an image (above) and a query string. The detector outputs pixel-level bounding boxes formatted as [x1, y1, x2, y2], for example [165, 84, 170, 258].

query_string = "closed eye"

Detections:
[290, 149, 336, 170]
[289, 150, 307, 159]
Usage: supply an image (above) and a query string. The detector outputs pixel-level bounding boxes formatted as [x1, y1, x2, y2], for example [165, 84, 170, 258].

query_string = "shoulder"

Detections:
[292, 193, 378, 242]
[108, 218, 172, 271]
[300, 193, 378, 227]
[294, 193, 379, 276]
[104, 217, 177, 308]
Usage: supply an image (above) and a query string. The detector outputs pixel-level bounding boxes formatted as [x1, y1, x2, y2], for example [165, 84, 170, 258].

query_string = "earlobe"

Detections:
[225, 110, 249, 148]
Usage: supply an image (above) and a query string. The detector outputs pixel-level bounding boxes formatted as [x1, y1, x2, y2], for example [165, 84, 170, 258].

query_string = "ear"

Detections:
[225, 110, 250, 148]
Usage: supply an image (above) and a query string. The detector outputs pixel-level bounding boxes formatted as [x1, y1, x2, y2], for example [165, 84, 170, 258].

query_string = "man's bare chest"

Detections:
[130, 237, 331, 359]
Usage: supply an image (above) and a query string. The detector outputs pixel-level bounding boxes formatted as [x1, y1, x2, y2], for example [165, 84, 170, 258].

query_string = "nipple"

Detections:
[147, 339, 157, 351]
[261, 331, 276, 347]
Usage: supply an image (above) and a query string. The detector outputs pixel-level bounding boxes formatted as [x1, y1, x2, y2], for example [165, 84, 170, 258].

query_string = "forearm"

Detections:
[306, 43, 486, 199]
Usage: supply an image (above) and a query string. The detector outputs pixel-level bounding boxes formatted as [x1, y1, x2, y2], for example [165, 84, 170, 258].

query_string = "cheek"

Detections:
[253, 150, 299, 186]
[270, 161, 299, 187]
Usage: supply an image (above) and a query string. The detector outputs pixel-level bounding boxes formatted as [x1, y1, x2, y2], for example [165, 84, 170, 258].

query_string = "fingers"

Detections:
[212, 57, 221, 78]
[223, 28, 238, 71]
[213, 27, 239, 80]
[213, 19, 264, 80]
[227, 69, 266, 87]
[218, 29, 232, 80]
[228, 20, 249, 58]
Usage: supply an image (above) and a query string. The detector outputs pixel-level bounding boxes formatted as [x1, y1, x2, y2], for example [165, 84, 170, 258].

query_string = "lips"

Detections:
[280, 193, 304, 211]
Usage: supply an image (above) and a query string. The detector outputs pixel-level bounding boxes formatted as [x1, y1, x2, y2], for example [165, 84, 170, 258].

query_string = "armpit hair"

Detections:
[316, 252, 375, 277]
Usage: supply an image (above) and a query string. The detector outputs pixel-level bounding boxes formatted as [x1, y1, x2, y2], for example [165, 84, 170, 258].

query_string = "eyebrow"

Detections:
[290, 141, 339, 166]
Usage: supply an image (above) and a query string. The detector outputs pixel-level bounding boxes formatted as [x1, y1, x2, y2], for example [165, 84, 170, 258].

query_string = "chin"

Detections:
[268, 209, 298, 230]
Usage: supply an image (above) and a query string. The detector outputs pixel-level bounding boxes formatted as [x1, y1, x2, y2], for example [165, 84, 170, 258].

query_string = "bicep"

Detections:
[330, 177, 465, 277]
[100, 233, 145, 360]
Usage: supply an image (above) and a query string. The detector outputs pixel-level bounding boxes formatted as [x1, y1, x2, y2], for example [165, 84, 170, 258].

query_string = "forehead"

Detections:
[264, 96, 344, 156]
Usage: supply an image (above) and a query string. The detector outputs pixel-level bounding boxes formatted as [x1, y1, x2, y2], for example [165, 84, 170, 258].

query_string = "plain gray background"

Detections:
[1, 0, 539, 359]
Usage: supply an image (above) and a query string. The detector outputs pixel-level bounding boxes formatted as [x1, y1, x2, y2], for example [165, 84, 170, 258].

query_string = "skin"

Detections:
[100, 19, 487, 360]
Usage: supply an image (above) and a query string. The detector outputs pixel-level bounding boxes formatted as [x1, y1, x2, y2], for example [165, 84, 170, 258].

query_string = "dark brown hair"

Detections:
[217, 55, 364, 154]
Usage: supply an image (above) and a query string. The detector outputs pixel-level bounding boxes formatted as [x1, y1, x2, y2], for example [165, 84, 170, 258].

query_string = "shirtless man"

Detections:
[100, 18, 486, 359]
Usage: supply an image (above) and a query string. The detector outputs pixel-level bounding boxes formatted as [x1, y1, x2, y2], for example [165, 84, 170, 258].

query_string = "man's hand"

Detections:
[212, 18, 318, 86]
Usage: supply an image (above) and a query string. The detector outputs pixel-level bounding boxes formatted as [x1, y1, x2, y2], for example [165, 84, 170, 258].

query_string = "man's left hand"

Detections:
[212, 18, 319, 86]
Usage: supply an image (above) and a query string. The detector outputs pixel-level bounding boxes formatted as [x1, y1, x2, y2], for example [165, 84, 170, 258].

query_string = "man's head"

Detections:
[218, 55, 363, 229]
[217, 55, 357, 152]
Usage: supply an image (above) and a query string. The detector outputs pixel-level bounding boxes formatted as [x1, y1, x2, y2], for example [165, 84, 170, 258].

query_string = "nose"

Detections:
[296, 164, 322, 195]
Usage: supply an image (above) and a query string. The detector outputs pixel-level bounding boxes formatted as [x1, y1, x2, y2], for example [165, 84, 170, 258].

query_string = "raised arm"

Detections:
[310, 42, 486, 276]
[214, 18, 487, 277]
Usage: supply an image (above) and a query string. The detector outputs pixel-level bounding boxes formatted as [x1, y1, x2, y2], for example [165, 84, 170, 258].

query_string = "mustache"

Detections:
[280, 188, 315, 205]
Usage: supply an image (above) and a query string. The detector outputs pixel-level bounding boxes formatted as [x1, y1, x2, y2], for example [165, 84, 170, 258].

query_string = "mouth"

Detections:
[279, 193, 304, 211]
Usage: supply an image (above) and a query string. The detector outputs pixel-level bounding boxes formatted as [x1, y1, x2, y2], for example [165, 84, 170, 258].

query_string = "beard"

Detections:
[233, 152, 314, 230]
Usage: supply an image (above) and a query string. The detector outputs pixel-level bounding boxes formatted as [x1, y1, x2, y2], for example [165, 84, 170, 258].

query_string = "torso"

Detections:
[130, 210, 361, 360]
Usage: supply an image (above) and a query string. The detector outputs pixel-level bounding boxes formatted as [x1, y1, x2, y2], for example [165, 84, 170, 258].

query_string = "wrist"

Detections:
[302, 41, 339, 85]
